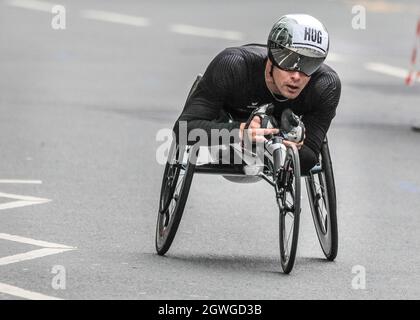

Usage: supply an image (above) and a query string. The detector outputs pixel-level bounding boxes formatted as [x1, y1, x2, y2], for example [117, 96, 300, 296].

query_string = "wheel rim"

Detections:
[277, 148, 300, 272]
[159, 145, 181, 214]
[280, 188, 296, 265]
[306, 170, 333, 255]
[311, 171, 330, 235]
[156, 145, 189, 250]
[157, 166, 186, 247]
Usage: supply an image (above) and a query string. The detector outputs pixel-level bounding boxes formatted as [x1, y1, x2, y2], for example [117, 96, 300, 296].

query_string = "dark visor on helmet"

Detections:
[270, 47, 325, 76]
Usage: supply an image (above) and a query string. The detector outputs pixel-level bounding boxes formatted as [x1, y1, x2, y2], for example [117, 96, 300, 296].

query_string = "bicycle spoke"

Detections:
[164, 211, 170, 227]
[282, 209, 295, 261]
[318, 174, 329, 229]
[174, 170, 185, 194]
[156, 143, 196, 256]
[285, 214, 294, 255]
[305, 145, 338, 261]
[161, 164, 186, 234]
[277, 146, 301, 273]
[283, 221, 289, 260]
[309, 172, 329, 235]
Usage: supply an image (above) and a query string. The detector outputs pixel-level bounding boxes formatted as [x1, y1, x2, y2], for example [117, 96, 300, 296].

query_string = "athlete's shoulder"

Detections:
[205, 44, 266, 83]
[237, 44, 268, 59]
[308, 63, 341, 94]
[215, 44, 267, 63]
[312, 64, 341, 84]
[202, 46, 261, 92]
[305, 63, 341, 110]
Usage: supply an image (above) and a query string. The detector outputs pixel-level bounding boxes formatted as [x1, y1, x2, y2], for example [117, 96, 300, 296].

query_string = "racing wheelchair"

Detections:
[155, 76, 338, 274]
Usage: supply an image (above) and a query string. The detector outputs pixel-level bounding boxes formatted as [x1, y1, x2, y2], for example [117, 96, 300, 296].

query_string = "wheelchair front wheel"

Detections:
[276, 145, 301, 274]
[155, 142, 196, 255]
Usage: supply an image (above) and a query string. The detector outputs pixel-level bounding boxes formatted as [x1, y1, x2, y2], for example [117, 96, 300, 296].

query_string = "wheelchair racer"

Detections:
[174, 14, 341, 174]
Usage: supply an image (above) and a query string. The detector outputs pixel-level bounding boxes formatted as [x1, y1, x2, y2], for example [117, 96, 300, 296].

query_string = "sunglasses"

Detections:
[270, 46, 325, 76]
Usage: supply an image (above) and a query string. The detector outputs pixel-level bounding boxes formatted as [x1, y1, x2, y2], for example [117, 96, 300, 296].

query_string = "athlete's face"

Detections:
[267, 61, 311, 99]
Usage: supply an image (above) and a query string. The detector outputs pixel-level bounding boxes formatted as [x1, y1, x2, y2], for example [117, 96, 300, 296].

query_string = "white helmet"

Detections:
[267, 14, 329, 76]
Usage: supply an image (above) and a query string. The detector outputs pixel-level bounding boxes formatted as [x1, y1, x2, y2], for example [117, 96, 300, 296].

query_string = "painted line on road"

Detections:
[0, 179, 42, 184]
[81, 10, 150, 27]
[0, 200, 49, 210]
[0, 282, 62, 300]
[5, 0, 57, 12]
[0, 192, 49, 202]
[169, 24, 244, 41]
[365, 62, 419, 81]
[0, 192, 51, 211]
[0, 234, 75, 299]
[0, 233, 75, 249]
[0, 233, 76, 267]
[0, 248, 74, 266]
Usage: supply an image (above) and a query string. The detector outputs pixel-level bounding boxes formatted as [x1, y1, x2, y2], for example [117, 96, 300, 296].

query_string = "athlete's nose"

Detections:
[289, 71, 302, 82]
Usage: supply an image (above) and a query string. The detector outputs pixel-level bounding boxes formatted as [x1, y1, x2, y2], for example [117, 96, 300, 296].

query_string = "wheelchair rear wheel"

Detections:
[305, 140, 338, 261]
[155, 142, 196, 255]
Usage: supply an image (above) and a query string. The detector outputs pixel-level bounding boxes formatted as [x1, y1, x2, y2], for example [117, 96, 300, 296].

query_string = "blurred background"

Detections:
[0, 0, 419, 299]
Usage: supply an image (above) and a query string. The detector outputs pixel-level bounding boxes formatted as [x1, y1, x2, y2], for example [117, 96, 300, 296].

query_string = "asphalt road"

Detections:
[0, 0, 420, 300]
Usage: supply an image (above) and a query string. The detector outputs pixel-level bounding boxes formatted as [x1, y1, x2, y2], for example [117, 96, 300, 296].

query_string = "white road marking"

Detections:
[365, 62, 415, 80]
[0, 200, 49, 210]
[170, 24, 244, 41]
[0, 233, 75, 249]
[0, 192, 49, 202]
[5, 0, 56, 12]
[0, 233, 76, 266]
[0, 182, 67, 301]
[0, 192, 51, 211]
[81, 10, 150, 27]
[188, 294, 210, 298]
[0, 248, 74, 266]
[0, 234, 75, 299]
[0, 282, 62, 300]
[0, 179, 42, 184]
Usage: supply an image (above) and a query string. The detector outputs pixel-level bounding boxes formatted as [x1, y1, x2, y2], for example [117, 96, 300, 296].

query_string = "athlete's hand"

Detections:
[282, 133, 305, 150]
[239, 116, 279, 143]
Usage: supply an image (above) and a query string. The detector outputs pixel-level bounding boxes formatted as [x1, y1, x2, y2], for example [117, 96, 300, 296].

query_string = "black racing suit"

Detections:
[174, 44, 341, 174]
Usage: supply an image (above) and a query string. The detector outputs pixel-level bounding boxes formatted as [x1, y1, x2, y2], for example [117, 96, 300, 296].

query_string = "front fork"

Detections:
[264, 137, 288, 210]
[265, 136, 287, 182]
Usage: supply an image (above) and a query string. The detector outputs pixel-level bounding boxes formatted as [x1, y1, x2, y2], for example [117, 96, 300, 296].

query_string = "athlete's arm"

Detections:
[174, 51, 242, 145]
[302, 71, 341, 155]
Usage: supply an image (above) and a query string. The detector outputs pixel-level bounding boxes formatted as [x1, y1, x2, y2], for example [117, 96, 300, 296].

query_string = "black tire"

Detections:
[305, 140, 338, 261]
[155, 141, 196, 255]
[277, 145, 301, 274]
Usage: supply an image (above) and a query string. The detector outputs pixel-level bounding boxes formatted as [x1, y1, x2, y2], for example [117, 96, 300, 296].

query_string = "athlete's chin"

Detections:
[281, 90, 301, 99]
[279, 85, 303, 99]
